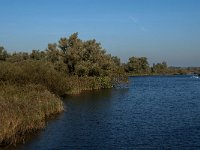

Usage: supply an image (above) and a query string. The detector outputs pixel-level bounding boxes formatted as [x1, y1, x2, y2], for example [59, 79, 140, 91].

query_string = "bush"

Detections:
[97, 76, 113, 88]
[0, 61, 70, 96]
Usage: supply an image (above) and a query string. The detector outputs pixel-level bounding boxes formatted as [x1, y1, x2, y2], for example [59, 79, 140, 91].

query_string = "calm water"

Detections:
[5, 75, 200, 150]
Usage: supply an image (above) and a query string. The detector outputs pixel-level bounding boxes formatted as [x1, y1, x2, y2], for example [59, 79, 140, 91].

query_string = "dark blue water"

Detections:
[6, 75, 200, 149]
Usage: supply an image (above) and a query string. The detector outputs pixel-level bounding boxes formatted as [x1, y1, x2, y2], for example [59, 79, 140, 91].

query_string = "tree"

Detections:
[0, 46, 8, 61]
[46, 43, 60, 63]
[112, 56, 121, 66]
[151, 61, 168, 74]
[126, 56, 150, 74]
[58, 32, 83, 74]
[7, 52, 29, 62]
[30, 50, 46, 60]
[46, 33, 126, 84]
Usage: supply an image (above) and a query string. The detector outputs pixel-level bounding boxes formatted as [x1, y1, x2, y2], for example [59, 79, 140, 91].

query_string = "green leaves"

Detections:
[127, 56, 150, 74]
[48, 33, 126, 81]
[0, 46, 8, 61]
[0, 33, 127, 91]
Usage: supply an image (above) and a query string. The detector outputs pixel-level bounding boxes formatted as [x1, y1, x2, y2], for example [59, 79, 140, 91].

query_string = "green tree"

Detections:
[127, 56, 150, 74]
[7, 52, 29, 62]
[58, 32, 83, 74]
[30, 50, 46, 60]
[47, 33, 126, 84]
[152, 61, 168, 74]
[0, 46, 8, 61]
[112, 56, 121, 66]
[46, 43, 60, 63]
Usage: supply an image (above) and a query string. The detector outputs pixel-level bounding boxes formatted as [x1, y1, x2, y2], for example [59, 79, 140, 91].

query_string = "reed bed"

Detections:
[0, 61, 114, 145]
[0, 84, 63, 145]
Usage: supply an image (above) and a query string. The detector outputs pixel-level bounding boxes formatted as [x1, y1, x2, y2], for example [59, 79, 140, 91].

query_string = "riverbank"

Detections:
[0, 33, 126, 146]
[127, 72, 195, 77]
[0, 84, 64, 146]
[0, 62, 116, 146]
[0, 79, 113, 146]
[5, 75, 200, 150]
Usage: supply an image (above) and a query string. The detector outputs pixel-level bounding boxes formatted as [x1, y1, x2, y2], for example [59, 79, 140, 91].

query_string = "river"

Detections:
[4, 75, 200, 149]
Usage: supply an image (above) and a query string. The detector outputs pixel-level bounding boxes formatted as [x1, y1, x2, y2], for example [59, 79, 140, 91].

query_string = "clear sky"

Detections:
[0, 0, 200, 66]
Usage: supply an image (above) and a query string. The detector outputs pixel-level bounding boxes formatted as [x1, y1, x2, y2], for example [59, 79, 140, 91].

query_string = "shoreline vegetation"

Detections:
[0, 33, 200, 146]
[0, 84, 63, 146]
[0, 33, 126, 146]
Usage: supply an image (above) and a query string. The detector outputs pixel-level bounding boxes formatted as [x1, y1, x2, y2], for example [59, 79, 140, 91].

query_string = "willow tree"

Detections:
[127, 56, 150, 74]
[58, 32, 83, 75]
[46, 33, 127, 86]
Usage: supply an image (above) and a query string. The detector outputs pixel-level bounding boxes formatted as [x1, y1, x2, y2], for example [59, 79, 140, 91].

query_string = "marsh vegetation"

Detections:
[0, 33, 199, 146]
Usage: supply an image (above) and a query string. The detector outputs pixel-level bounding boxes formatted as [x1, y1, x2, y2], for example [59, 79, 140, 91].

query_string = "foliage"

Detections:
[51, 33, 125, 80]
[0, 84, 63, 145]
[0, 61, 70, 96]
[0, 33, 127, 97]
[125, 56, 150, 74]
[0, 46, 9, 61]
[6, 52, 29, 62]
[124, 56, 200, 76]
[151, 61, 168, 74]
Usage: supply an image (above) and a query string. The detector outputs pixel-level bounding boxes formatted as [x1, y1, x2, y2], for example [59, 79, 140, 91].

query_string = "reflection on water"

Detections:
[3, 75, 200, 150]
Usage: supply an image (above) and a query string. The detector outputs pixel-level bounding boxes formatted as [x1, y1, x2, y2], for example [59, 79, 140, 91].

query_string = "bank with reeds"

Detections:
[0, 61, 122, 146]
[0, 84, 63, 146]
[0, 33, 126, 146]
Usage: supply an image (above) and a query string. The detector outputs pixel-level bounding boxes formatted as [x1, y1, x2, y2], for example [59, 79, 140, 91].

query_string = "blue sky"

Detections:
[0, 0, 200, 66]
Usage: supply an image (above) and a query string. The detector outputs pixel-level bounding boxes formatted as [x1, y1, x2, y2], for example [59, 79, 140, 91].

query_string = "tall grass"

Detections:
[0, 61, 68, 145]
[0, 61, 113, 95]
[0, 60, 114, 145]
[0, 84, 63, 145]
[64, 76, 113, 94]
[0, 61, 70, 96]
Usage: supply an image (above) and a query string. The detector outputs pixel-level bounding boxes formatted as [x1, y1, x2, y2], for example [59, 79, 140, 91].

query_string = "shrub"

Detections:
[0, 61, 70, 96]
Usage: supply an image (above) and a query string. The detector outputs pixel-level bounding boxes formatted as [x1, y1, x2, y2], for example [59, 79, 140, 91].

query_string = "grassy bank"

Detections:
[0, 33, 126, 146]
[0, 84, 63, 145]
[0, 61, 116, 146]
[65, 76, 113, 94]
